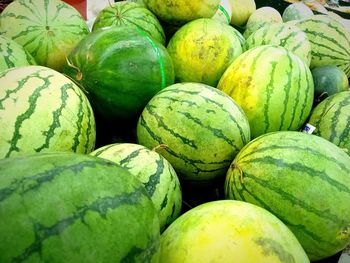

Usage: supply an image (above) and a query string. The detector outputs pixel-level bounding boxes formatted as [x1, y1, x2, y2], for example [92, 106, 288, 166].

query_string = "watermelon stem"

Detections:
[230, 162, 244, 184]
[152, 144, 168, 152]
[66, 57, 83, 81]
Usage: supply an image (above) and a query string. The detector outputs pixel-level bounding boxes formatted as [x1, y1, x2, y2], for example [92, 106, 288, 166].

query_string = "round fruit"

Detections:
[295, 15, 350, 77]
[0, 0, 89, 72]
[244, 23, 311, 66]
[92, 1, 165, 45]
[167, 18, 242, 87]
[160, 200, 309, 263]
[64, 26, 174, 121]
[282, 2, 314, 22]
[243, 7, 283, 38]
[312, 65, 349, 102]
[0, 66, 96, 159]
[90, 143, 182, 231]
[225, 131, 350, 261]
[0, 35, 36, 72]
[309, 91, 350, 155]
[143, 0, 220, 25]
[0, 152, 160, 262]
[218, 45, 314, 139]
[136, 82, 251, 181]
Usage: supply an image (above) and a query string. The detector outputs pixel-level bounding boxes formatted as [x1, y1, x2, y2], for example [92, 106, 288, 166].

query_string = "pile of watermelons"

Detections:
[0, 0, 350, 262]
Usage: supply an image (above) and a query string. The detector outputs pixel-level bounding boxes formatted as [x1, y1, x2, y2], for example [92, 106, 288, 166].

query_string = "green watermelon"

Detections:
[64, 26, 174, 121]
[160, 200, 309, 263]
[90, 143, 182, 231]
[312, 65, 349, 102]
[224, 131, 350, 261]
[0, 65, 96, 159]
[294, 15, 350, 77]
[0, 35, 36, 72]
[282, 2, 314, 22]
[137, 82, 251, 181]
[218, 45, 314, 139]
[0, 0, 89, 72]
[243, 7, 283, 39]
[244, 23, 312, 66]
[308, 91, 350, 155]
[167, 18, 242, 87]
[92, 1, 166, 45]
[143, 0, 220, 25]
[0, 152, 160, 262]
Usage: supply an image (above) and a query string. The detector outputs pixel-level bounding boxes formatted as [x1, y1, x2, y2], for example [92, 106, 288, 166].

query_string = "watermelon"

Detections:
[308, 91, 350, 155]
[92, 1, 166, 45]
[282, 2, 314, 22]
[312, 65, 349, 102]
[224, 131, 350, 261]
[90, 143, 182, 231]
[212, 0, 232, 24]
[294, 15, 350, 77]
[160, 200, 309, 263]
[167, 18, 242, 87]
[244, 23, 311, 66]
[243, 7, 283, 39]
[136, 82, 251, 181]
[143, 0, 220, 25]
[218, 45, 314, 139]
[0, 0, 89, 72]
[0, 65, 96, 159]
[0, 152, 160, 262]
[0, 35, 36, 72]
[64, 26, 174, 121]
[229, 0, 256, 26]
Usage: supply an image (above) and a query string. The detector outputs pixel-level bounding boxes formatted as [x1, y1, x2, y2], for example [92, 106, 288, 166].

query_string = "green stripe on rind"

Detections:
[218, 5, 231, 24]
[5, 73, 53, 158]
[295, 15, 350, 76]
[309, 91, 350, 154]
[137, 83, 250, 180]
[90, 143, 182, 231]
[136, 28, 167, 89]
[12, 188, 146, 262]
[0, 0, 89, 71]
[0, 153, 160, 262]
[225, 131, 350, 260]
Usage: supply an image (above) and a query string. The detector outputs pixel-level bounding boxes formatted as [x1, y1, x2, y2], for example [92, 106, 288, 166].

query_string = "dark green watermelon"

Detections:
[64, 26, 174, 120]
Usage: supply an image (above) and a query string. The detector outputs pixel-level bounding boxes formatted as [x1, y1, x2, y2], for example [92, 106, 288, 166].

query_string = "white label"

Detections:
[301, 123, 316, 134]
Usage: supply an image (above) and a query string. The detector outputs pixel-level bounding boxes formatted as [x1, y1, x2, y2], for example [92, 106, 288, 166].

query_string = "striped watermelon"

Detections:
[224, 131, 350, 261]
[282, 2, 314, 22]
[308, 91, 350, 155]
[0, 35, 36, 72]
[0, 66, 96, 159]
[92, 1, 166, 45]
[243, 7, 283, 39]
[312, 65, 349, 102]
[294, 15, 350, 77]
[143, 0, 220, 25]
[218, 45, 314, 139]
[0, 0, 89, 72]
[64, 26, 174, 121]
[160, 200, 309, 263]
[244, 23, 312, 66]
[136, 82, 251, 181]
[0, 152, 160, 262]
[167, 18, 243, 87]
[90, 143, 182, 231]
